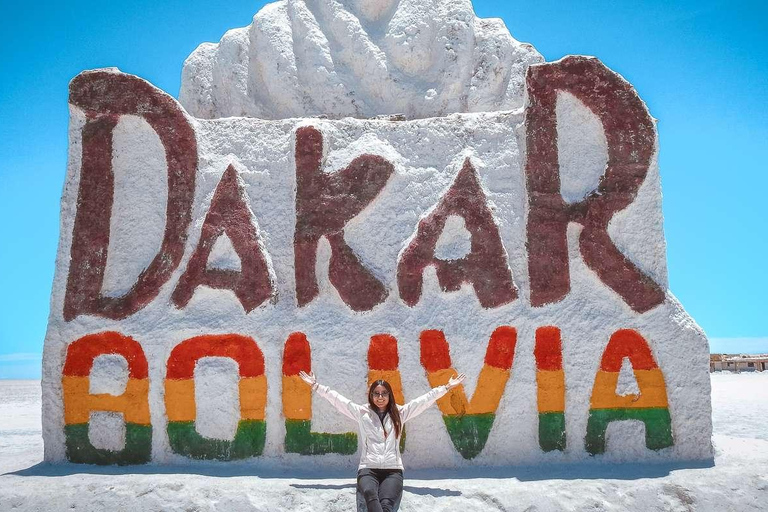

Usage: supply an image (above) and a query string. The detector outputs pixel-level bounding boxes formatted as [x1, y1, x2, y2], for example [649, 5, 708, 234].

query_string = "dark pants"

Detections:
[357, 468, 403, 512]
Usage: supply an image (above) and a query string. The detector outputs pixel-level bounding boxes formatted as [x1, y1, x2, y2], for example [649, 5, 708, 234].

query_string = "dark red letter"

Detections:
[398, 159, 517, 309]
[64, 70, 197, 321]
[172, 165, 275, 311]
[525, 56, 664, 313]
[294, 126, 394, 311]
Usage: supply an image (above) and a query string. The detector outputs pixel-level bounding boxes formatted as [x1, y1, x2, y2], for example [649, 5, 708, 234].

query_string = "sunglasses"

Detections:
[372, 392, 390, 398]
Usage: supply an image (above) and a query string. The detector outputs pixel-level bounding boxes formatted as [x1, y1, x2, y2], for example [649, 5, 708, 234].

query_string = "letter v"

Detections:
[419, 327, 517, 459]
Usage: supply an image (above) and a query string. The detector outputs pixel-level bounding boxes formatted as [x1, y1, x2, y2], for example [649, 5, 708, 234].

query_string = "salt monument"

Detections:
[42, 0, 713, 467]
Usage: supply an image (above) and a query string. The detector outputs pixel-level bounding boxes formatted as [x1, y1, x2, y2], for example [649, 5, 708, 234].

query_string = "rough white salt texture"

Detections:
[616, 357, 641, 397]
[194, 358, 241, 440]
[556, 91, 608, 204]
[179, 0, 543, 120]
[101, 116, 168, 297]
[207, 234, 242, 272]
[433, 215, 472, 261]
[42, 69, 711, 468]
[88, 412, 126, 451]
[89, 355, 129, 396]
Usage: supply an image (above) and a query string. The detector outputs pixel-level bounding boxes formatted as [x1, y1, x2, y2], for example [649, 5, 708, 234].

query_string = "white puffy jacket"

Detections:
[315, 384, 449, 470]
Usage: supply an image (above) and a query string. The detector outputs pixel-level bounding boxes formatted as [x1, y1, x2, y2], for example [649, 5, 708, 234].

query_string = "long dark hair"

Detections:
[368, 380, 402, 439]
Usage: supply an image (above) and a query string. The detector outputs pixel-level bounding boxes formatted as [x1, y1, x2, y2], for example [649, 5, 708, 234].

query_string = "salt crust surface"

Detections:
[3, 375, 764, 511]
[194, 358, 241, 441]
[179, 0, 543, 120]
[41, 73, 711, 467]
[88, 412, 126, 452]
[101, 116, 168, 298]
[556, 91, 608, 204]
[207, 234, 242, 272]
[616, 357, 641, 397]
[89, 354, 128, 396]
[433, 215, 472, 261]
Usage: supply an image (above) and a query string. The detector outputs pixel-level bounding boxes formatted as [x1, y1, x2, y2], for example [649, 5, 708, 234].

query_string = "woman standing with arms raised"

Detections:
[298, 370, 466, 512]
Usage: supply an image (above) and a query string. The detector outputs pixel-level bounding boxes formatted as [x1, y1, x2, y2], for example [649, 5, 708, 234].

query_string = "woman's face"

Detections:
[371, 384, 390, 411]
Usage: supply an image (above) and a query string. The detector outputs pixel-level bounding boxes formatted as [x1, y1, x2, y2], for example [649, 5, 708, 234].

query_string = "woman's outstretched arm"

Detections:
[399, 373, 466, 423]
[299, 371, 366, 422]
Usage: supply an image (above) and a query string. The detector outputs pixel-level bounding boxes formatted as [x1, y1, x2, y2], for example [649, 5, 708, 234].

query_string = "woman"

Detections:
[298, 370, 466, 512]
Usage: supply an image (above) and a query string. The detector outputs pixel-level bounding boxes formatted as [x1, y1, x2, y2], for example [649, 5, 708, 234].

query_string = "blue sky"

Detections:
[0, 0, 765, 378]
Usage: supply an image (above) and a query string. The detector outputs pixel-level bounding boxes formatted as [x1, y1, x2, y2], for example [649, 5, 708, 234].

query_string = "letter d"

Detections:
[64, 70, 197, 321]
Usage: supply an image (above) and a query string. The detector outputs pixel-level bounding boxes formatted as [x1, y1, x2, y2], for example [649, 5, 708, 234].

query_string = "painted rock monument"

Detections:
[43, 0, 713, 467]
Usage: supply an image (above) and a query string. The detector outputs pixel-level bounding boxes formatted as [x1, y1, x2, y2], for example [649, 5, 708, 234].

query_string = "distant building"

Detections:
[710, 354, 768, 372]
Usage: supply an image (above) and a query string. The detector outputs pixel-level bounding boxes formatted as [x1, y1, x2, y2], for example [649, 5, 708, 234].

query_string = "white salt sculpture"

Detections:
[180, 0, 543, 119]
[42, 0, 712, 469]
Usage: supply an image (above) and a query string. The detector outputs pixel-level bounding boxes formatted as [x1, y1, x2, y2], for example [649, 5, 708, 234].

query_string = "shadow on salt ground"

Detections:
[289, 483, 462, 498]
[9, 463, 352, 480]
[406, 458, 716, 482]
[9, 458, 714, 482]
[291, 483, 356, 490]
[402, 485, 462, 497]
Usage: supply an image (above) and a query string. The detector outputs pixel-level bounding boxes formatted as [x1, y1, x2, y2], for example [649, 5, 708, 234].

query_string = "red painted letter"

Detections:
[172, 165, 275, 311]
[398, 159, 517, 309]
[525, 56, 664, 313]
[64, 70, 197, 321]
[294, 126, 394, 311]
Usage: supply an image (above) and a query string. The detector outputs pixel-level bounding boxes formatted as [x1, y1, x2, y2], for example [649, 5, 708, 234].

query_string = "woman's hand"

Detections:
[299, 370, 317, 389]
[447, 373, 466, 390]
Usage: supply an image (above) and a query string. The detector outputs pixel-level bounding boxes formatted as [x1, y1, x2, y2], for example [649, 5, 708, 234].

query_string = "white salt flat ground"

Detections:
[1, 373, 766, 511]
